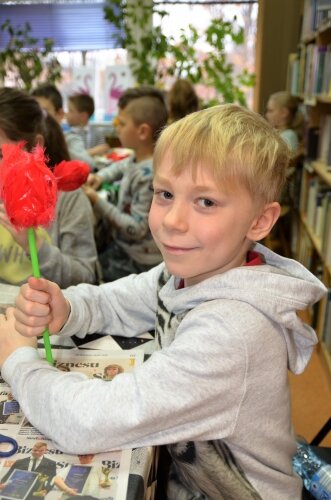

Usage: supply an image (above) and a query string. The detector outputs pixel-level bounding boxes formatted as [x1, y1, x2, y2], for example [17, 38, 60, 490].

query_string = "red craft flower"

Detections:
[53, 160, 90, 191]
[0, 142, 57, 228]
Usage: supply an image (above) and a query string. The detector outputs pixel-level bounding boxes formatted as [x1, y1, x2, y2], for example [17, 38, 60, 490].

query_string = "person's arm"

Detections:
[13, 264, 162, 340]
[87, 143, 110, 157]
[54, 475, 78, 496]
[96, 156, 131, 184]
[92, 166, 153, 239]
[0, 303, 245, 454]
[65, 132, 96, 170]
[38, 190, 98, 287]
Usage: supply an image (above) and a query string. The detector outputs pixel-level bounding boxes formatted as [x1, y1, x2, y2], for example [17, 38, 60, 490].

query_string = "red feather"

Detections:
[0, 143, 57, 228]
[53, 160, 90, 191]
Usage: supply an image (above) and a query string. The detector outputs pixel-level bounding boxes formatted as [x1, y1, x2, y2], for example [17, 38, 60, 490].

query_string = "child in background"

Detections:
[67, 93, 109, 157]
[265, 90, 305, 154]
[0, 87, 98, 287]
[0, 104, 326, 499]
[31, 84, 96, 170]
[167, 78, 199, 123]
[84, 86, 168, 281]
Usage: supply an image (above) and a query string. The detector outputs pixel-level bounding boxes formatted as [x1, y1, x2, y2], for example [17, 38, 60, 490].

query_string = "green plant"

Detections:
[104, 1, 255, 106]
[0, 19, 62, 91]
[104, 0, 169, 85]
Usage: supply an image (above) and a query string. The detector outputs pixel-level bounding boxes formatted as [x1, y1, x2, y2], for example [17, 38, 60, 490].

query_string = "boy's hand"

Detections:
[86, 173, 103, 190]
[82, 185, 99, 205]
[14, 277, 71, 338]
[0, 308, 37, 367]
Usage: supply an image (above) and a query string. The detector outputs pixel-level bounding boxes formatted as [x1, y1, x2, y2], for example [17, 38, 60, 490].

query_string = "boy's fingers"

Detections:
[4, 307, 15, 319]
[27, 276, 52, 292]
[14, 320, 46, 338]
[14, 305, 51, 325]
[16, 289, 50, 310]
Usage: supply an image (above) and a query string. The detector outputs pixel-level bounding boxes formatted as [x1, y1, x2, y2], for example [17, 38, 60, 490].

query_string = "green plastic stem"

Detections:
[27, 228, 54, 365]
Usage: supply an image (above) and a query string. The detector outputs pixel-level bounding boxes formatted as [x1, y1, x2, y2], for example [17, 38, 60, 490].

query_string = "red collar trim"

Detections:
[177, 250, 264, 289]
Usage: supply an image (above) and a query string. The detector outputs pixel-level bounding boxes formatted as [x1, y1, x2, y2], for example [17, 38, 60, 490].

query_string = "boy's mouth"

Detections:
[163, 244, 195, 254]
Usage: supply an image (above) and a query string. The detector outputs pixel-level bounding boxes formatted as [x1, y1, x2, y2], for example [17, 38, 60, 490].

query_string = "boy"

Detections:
[0, 105, 326, 499]
[67, 93, 108, 156]
[84, 86, 168, 281]
[31, 84, 96, 170]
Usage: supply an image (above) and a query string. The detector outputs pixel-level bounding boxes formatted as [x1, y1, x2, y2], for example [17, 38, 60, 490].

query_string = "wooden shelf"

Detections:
[311, 161, 331, 186]
[293, 1, 331, 378]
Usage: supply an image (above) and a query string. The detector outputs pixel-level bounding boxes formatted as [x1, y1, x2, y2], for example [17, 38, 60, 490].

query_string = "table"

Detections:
[0, 283, 157, 500]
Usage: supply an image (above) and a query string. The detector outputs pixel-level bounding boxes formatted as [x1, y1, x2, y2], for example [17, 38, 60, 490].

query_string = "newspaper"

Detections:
[0, 349, 144, 500]
[0, 285, 19, 314]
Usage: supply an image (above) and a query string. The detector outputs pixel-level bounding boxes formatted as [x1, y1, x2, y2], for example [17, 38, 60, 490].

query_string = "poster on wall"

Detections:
[104, 65, 134, 120]
[71, 66, 96, 97]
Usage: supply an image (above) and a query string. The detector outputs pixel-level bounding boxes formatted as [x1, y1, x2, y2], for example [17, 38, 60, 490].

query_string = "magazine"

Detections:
[0, 349, 144, 500]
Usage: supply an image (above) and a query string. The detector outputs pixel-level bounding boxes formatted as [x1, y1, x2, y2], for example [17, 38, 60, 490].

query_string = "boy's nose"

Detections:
[163, 203, 188, 232]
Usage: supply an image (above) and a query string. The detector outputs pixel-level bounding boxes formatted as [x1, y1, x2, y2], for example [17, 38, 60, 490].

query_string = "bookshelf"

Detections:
[287, 0, 331, 373]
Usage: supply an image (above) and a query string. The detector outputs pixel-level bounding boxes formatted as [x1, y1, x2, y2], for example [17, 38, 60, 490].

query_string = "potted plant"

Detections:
[104, 0, 255, 106]
[0, 19, 62, 91]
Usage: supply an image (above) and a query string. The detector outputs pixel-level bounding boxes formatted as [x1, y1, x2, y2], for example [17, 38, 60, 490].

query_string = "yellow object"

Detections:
[0, 226, 51, 285]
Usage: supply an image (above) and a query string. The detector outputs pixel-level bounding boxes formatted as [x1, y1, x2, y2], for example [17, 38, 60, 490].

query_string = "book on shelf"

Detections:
[306, 175, 320, 227]
[299, 162, 314, 214]
[303, 0, 331, 35]
[287, 53, 300, 95]
[316, 190, 331, 238]
[322, 288, 331, 354]
[322, 199, 331, 264]
[306, 126, 320, 161]
[317, 114, 331, 169]
[316, 0, 331, 30]
[301, 0, 318, 39]
[297, 229, 315, 269]
[298, 44, 308, 94]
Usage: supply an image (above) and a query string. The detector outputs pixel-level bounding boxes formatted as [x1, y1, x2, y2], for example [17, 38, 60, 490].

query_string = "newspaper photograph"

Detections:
[0, 435, 131, 500]
[0, 349, 144, 500]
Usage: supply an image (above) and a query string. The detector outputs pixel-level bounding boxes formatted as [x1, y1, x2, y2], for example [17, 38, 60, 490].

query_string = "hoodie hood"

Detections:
[159, 243, 327, 374]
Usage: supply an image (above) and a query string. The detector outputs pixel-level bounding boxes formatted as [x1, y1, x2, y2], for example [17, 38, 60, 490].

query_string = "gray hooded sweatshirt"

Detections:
[2, 244, 326, 499]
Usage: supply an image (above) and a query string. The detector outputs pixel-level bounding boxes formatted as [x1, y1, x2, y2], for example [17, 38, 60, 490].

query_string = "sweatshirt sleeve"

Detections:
[38, 190, 98, 287]
[60, 264, 162, 339]
[65, 131, 96, 170]
[93, 160, 153, 240]
[97, 157, 131, 183]
[1, 302, 246, 454]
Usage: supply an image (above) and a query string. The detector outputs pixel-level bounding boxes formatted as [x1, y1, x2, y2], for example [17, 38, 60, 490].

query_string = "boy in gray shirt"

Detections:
[1, 104, 326, 499]
[84, 86, 168, 281]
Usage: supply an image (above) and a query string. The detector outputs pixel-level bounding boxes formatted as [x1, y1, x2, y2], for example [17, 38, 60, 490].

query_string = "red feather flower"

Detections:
[0, 142, 57, 228]
[53, 160, 90, 191]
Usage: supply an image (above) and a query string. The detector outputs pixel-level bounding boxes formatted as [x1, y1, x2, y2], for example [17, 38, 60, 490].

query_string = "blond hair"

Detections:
[154, 104, 290, 203]
[269, 91, 305, 141]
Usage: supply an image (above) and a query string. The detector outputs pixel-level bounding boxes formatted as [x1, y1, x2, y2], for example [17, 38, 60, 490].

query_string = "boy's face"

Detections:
[149, 156, 260, 286]
[35, 97, 63, 125]
[66, 101, 86, 127]
[115, 108, 141, 149]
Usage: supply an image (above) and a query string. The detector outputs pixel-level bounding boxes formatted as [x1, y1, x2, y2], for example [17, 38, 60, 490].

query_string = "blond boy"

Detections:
[0, 105, 326, 499]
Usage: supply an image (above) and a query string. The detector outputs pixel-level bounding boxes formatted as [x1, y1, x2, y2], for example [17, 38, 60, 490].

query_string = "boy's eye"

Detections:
[153, 189, 173, 200]
[198, 198, 215, 208]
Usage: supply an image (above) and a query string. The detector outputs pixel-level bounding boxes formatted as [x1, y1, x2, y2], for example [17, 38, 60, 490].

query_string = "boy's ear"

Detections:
[57, 108, 65, 123]
[138, 123, 152, 141]
[246, 202, 281, 241]
[35, 134, 45, 148]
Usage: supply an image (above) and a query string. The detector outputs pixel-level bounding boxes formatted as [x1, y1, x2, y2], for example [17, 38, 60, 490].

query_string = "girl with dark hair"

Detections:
[0, 87, 98, 287]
